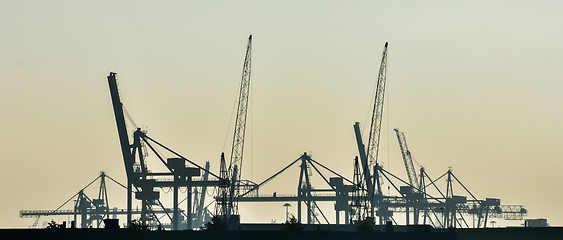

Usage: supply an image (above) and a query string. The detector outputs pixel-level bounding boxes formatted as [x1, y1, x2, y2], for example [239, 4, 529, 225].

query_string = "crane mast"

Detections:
[107, 72, 134, 226]
[394, 128, 419, 189]
[227, 35, 252, 217]
[193, 161, 210, 228]
[366, 42, 389, 169]
[352, 42, 389, 220]
[352, 122, 373, 220]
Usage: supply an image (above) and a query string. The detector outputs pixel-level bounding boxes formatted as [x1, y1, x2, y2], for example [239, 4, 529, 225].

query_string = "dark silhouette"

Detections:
[385, 220, 394, 232]
[356, 217, 375, 232]
[282, 215, 303, 231]
[103, 219, 119, 229]
[204, 215, 228, 231]
[46, 220, 65, 229]
[128, 219, 148, 230]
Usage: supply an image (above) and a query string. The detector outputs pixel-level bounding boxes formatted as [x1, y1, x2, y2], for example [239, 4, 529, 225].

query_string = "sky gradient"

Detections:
[1, 1, 562, 228]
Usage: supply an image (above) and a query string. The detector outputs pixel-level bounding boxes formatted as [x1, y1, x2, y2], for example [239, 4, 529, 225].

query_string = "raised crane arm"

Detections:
[366, 42, 389, 169]
[394, 128, 419, 189]
[228, 35, 252, 217]
[107, 73, 134, 179]
[107, 72, 135, 225]
[352, 42, 388, 220]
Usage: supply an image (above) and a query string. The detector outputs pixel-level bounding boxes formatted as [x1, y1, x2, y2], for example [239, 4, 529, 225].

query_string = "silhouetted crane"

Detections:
[394, 128, 419, 189]
[218, 35, 253, 228]
[352, 42, 389, 222]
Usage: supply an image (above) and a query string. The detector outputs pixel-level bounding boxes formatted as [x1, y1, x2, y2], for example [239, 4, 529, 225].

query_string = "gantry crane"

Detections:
[18, 172, 178, 228]
[218, 35, 253, 226]
[108, 72, 222, 230]
[237, 153, 355, 225]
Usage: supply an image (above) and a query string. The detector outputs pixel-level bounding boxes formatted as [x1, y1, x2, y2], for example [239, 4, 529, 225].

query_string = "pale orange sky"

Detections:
[1, 1, 562, 228]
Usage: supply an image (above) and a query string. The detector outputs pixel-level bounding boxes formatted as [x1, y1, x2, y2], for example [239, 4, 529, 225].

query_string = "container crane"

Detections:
[108, 72, 222, 230]
[18, 172, 169, 228]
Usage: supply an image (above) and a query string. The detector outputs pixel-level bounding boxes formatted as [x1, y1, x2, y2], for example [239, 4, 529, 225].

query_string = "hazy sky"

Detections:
[1, 1, 562, 228]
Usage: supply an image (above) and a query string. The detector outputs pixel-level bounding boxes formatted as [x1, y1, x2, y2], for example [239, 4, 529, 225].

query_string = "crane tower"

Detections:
[352, 42, 389, 221]
[394, 128, 420, 189]
[219, 35, 252, 222]
[366, 42, 389, 169]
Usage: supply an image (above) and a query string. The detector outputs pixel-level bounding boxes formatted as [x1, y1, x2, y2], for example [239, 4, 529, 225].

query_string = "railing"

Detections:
[20, 208, 175, 218]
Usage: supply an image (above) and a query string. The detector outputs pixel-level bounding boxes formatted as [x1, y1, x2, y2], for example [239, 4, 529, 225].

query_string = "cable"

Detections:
[386, 52, 391, 172]
[222, 84, 239, 152]
[250, 76, 254, 181]
[53, 174, 101, 212]
[106, 175, 127, 189]
[123, 105, 138, 129]
[363, 71, 378, 135]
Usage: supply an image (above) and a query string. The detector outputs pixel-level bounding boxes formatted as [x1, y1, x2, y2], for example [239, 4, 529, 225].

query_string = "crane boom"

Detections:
[193, 161, 210, 227]
[352, 42, 388, 219]
[107, 72, 134, 179]
[107, 72, 134, 225]
[394, 128, 419, 189]
[366, 42, 389, 169]
[228, 35, 252, 216]
[353, 122, 373, 197]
